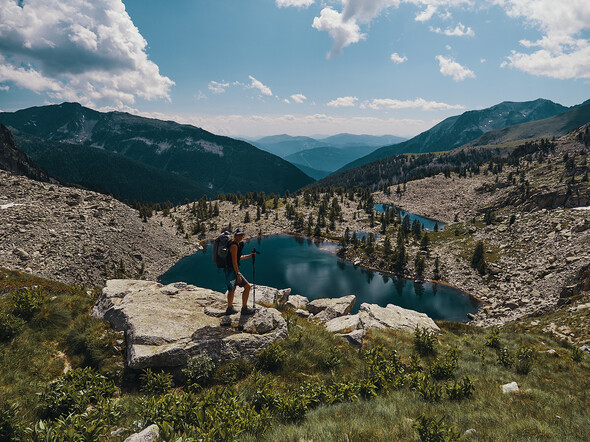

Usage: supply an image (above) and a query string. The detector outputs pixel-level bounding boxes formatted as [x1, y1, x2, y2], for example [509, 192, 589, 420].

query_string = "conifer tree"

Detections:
[471, 240, 486, 275]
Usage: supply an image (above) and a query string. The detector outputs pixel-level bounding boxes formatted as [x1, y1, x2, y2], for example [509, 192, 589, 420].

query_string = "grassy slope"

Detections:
[1, 269, 589, 441]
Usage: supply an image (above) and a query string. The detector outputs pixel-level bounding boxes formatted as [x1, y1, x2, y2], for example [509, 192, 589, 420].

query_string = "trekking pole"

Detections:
[252, 248, 260, 309]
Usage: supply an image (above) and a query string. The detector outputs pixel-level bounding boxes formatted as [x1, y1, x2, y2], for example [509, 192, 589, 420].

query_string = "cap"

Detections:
[234, 227, 245, 235]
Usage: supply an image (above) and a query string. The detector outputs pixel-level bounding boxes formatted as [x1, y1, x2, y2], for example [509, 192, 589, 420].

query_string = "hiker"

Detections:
[224, 228, 256, 316]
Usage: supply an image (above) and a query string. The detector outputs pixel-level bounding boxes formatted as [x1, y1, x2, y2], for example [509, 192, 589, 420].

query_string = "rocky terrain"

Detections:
[0, 169, 193, 287]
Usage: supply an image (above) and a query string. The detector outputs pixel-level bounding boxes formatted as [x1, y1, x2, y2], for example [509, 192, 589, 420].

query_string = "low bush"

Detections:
[255, 341, 286, 372]
[11, 287, 45, 320]
[140, 369, 173, 396]
[497, 347, 513, 368]
[515, 346, 535, 375]
[214, 358, 253, 385]
[429, 348, 459, 381]
[0, 402, 19, 441]
[570, 347, 585, 363]
[446, 375, 475, 400]
[183, 354, 215, 390]
[413, 414, 460, 441]
[414, 327, 438, 355]
[485, 328, 502, 349]
[0, 312, 25, 342]
[38, 367, 118, 419]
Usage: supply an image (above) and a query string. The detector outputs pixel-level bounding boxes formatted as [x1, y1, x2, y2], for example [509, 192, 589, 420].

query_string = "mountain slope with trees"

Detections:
[0, 103, 314, 201]
[338, 99, 570, 172]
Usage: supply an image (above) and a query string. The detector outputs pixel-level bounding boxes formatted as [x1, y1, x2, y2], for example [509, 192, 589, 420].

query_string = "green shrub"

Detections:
[140, 388, 270, 439]
[29, 301, 72, 331]
[485, 328, 501, 349]
[27, 398, 121, 441]
[0, 402, 20, 441]
[429, 347, 459, 380]
[214, 358, 253, 385]
[413, 414, 461, 441]
[570, 347, 585, 363]
[140, 369, 173, 396]
[407, 352, 424, 373]
[497, 347, 513, 368]
[446, 376, 475, 400]
[515, 346, 535, 375]
[183, 354, 215, 390]
[362, 345, 405, 393]
[417, 378, 444, 403]
[324, 381, 360, 405]
[414, 327, 438, 355]
[319, 346, 342, 370]
[255, 341, 287, 372]
[0, 312, 25, 341]
[38, 367, 118, 419]
[11, 287, 45, 320]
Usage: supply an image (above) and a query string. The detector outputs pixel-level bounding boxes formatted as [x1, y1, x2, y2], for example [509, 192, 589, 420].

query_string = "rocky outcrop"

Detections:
[92, 279, 287, 369]
[322, 302, 440, 347]
[307, 295, 356, 323]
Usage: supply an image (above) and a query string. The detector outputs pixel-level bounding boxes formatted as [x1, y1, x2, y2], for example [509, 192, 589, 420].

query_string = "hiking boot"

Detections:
[241, 306, 256, 315]
[225, 306, 239, 315]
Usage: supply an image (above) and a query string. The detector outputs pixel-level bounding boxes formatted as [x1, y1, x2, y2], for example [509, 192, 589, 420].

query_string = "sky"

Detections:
[0, 0, 589, 139]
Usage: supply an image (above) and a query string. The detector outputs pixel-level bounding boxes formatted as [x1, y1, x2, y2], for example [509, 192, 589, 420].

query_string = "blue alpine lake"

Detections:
[159, 234, 480, 322]
[374, 204, 445, 231]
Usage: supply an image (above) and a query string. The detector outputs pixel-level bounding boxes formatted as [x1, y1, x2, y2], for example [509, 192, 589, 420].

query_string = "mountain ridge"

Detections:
[0, 103, 314, 202]
[338, 98, 570, 172]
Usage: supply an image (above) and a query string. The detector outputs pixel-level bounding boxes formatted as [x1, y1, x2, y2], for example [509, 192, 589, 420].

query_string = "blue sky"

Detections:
[1, 0, 589, 138]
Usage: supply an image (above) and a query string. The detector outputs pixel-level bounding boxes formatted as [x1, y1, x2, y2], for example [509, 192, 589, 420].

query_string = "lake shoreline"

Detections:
[188, 231, 485, 313]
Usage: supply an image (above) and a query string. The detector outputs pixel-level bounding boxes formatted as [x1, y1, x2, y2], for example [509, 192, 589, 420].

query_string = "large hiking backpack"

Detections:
[212, 230, 232, 268]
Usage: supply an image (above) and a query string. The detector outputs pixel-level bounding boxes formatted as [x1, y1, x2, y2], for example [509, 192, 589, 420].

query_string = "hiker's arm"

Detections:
[230, 244, 240, 275]
[240, 252, 255, 261]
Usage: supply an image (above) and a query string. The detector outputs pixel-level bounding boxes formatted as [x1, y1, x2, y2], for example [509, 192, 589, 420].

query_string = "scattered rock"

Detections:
[502, 382, 519, 394]
[124, 424, 159, 442]
[247, 285, 290, 306]
[308, 295, 356, 323]
[286, 294, 309, 310]
[12, 248, 29, 261]
[92, 279, 288, 369]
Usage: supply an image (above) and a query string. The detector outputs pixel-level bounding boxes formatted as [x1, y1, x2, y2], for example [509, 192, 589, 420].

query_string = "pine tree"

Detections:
[244, 211, 251, 223]
[471, 241, 486, 275]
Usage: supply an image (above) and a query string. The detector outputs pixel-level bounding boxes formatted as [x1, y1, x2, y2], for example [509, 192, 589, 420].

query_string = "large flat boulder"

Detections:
[92, 279, 287, 369]
[358, 303, 440, 333]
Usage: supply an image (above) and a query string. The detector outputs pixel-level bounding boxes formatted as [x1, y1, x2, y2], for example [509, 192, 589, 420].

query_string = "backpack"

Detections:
[212, 230, 232, 268]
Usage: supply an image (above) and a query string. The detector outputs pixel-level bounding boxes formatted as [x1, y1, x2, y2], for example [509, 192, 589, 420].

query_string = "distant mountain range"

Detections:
[338, 99, 570, 172]
[251, 133, 406, 178]
[0, 103, 314, 203]
[467, 100, 590, 147]
[315, 98, 590, 189]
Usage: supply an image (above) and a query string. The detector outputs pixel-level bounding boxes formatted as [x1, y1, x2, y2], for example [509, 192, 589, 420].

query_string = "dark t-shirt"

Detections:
[227, 240, 244, 269]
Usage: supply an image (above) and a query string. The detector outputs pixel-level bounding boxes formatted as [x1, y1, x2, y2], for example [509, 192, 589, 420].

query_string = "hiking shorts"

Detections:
[224, 268, 249, 292]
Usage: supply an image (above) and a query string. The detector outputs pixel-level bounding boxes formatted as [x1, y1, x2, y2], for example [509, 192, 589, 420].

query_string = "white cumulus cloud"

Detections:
[248, 75, 273, 96]
[208, 81, 230, 94]
[311, 0, 474, 57]
[415, 5, 437, 22]
[312, 7, 366, 59]
[276, 0, 315, 7]
[390, 52, 408, 63]
[290, 93, 307, 103]
[496, 0, 590, 79]
[435, 55, 476, 81]
[327, 96, 358, 107]
[0, 0, 174, 108]
[430, 22, 475, 37]
[361, 97, 465, 110]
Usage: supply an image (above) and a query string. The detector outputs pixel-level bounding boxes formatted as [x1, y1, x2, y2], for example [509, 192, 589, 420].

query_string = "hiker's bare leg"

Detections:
[242, 283, 251, 306]
[227, 288, 236, 309]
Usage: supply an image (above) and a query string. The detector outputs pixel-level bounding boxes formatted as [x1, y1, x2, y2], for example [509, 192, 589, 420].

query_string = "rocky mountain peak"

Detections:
[0, 124, 51, 182]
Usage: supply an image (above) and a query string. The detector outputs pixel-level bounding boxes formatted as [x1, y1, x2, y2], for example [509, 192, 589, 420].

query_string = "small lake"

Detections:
[374, 204, 445, 231]
[159, 234, 480, 322]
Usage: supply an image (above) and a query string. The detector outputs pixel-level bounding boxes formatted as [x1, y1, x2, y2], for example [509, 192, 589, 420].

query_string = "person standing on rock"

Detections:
[225, 228, 256, 316]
